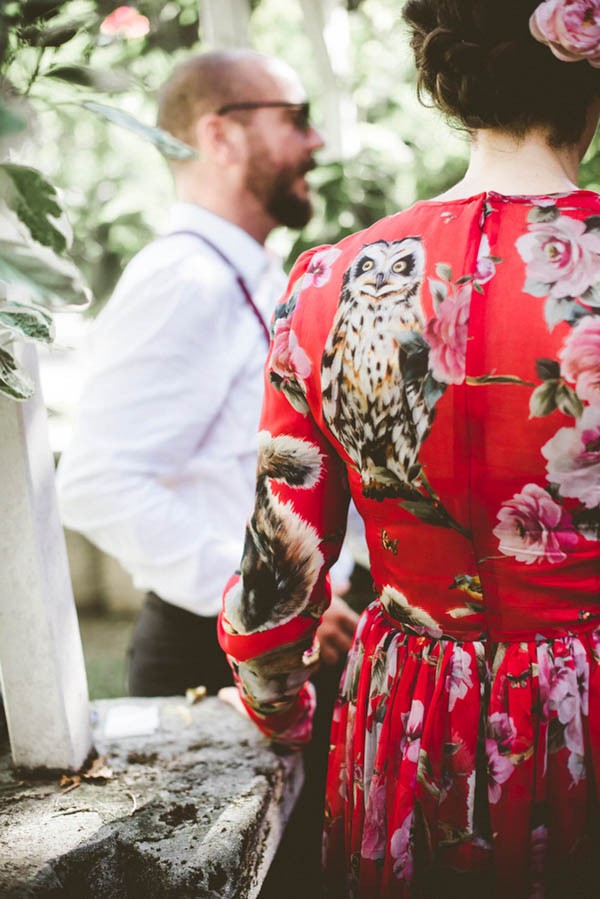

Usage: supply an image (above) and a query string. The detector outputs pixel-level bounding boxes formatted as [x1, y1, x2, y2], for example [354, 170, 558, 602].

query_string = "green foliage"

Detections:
[82, 101, 197, 160]
[0, 163, 68, 253]
[0, 104, 25, 135]
[0, 0, 204, 399]
[0, 239, 91, 309]
[0, 303, 54, 344]
[0, 345, 34, 400]
[253, 0, 469, 265]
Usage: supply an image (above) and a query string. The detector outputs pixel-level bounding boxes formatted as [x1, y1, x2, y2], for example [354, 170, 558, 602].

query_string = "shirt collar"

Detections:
[165, 202, 271, 294]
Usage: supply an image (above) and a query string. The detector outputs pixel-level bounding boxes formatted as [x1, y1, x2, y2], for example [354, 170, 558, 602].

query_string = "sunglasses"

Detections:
[216, 101, 311, 131]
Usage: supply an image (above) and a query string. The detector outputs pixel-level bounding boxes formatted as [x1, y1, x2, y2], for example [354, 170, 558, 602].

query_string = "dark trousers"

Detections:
[127, 592, 233, 697]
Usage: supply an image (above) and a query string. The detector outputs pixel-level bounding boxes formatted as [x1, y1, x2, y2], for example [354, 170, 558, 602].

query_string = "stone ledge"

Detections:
[0, 697, 303, 898]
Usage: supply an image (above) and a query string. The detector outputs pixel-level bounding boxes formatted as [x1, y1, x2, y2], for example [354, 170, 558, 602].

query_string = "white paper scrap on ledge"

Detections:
[103, 703, 160, 739]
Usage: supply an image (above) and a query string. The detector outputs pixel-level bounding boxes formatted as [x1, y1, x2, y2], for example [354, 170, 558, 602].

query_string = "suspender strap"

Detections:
[167, 230, 271, 344]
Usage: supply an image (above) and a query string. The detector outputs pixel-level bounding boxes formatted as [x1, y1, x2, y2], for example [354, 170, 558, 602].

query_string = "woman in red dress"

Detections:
[219, 1, 600, 895]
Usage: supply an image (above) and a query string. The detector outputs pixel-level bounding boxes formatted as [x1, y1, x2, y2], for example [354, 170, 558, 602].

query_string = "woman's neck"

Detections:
[436, 127, 582, 201]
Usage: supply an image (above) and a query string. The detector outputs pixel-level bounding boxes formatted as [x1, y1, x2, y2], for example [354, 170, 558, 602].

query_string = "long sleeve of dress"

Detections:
[219, 252, 351, 746]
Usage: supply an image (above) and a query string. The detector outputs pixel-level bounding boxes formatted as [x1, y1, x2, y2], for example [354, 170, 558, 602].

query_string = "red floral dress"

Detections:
[219, 191, 600, 898]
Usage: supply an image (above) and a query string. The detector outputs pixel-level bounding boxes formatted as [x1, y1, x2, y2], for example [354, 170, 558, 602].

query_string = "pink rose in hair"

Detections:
[542, 405, 600, 508]
[493, 483, 578, 564]
[516, 215, 600, 300]
[530, 0, 600, 67]
[560, 316, 600, 404]
[425, 281, 471, 384]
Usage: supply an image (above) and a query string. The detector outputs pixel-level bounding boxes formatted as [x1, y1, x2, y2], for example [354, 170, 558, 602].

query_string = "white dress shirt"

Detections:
[57, 203, 287, 617]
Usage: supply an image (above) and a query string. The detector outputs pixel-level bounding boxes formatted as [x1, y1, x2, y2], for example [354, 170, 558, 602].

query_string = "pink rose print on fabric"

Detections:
[486, 712, 517, 804]
[361, 772, 388, 860]
[302, 247, 342, 290]
[516, 215, 600, 301]
[425, 282, 471, 385]
[542, 405, 600, 509]
[400, 699, 424, 763]
[446, 646, 474, 712]
[560, 316, 600, 405]
[390, 812, 414, 882]
[100, 6, 150, 37]
[270, 316, 312, 383]
[548, 646, 589, 785]
[473, 235, 498, 286]
[493, 483, 579, 564]
[530, 0, 600, 67]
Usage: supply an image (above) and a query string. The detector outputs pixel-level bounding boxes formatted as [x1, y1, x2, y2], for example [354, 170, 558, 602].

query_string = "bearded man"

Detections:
[57, 50, 357, 696]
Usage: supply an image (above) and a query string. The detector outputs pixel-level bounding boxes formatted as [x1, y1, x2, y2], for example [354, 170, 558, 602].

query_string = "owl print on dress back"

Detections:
[321, 237, 434, 500]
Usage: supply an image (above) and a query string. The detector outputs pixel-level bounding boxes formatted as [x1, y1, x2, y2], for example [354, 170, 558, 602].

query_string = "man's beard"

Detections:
[246, 150, 315, 229]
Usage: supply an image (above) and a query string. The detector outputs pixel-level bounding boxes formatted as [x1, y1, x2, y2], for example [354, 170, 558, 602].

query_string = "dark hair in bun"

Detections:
[402, 0, 600, 145]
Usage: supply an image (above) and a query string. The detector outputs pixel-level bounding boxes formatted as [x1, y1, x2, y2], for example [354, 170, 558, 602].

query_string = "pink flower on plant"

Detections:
[542, 405, 600, 509]
[517, 214, 600, 300]
[270, 316, 311, 383]
[302, 247, 342, 290]
[530, 0, 600, 67]
[425, 282, 471, 385]
[560, 316, 600, 405]
[100, 6, 150, 38]
[493, 483, 578, 564]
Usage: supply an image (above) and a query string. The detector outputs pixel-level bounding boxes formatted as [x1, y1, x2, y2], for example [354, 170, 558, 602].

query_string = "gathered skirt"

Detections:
[323, 601, 600, 899]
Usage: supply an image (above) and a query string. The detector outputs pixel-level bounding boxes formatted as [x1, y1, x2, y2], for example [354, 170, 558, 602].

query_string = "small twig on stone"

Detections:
[125, 790, 137, 815]
[50, 807, 93, 818]
[59, 781, 81, 795]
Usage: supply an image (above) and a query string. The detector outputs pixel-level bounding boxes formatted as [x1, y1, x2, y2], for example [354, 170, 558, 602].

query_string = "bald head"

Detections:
[157, 50, 302, 148]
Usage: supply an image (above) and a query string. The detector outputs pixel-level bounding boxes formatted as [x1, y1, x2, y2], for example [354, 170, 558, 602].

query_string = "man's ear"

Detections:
[194, 113, 246, 166]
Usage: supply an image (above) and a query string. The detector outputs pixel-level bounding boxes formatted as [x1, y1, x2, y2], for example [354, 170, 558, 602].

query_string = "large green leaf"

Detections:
[0, 164, 69, 254]
[21, 22, 83, 48]
[82, 101, 198, 160]
[0, 302, 54, 344]
[0, 105, 26, 137]
[0, 346, 34, 401]
[45, 65, 132, 93]
[0, 239, 91, 310]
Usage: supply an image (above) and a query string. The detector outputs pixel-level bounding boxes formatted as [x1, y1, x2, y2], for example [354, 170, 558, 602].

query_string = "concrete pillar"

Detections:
[200, 0, 251, 48]
[0, 345, 92, 770]
[299, 0, 359, 158]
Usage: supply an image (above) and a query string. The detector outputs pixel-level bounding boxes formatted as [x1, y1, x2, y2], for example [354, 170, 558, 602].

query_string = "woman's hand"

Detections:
[218, 686, 249, 717]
